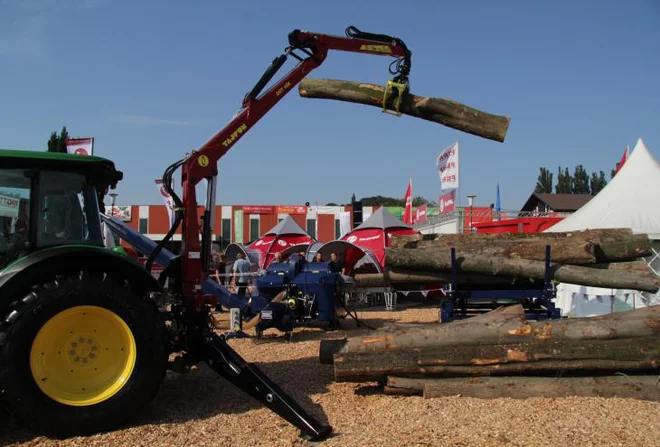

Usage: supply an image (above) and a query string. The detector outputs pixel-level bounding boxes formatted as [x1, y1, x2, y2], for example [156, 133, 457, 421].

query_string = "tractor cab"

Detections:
[0, 149, 123, 268]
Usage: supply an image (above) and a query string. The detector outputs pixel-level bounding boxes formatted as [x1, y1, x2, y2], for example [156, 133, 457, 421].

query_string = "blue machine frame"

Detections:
[440, 245, 561, 323]
[102, 215, 338, 329]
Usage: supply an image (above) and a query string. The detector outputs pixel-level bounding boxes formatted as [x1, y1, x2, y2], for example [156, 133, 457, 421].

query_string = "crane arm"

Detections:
[171, 26, 412, 304]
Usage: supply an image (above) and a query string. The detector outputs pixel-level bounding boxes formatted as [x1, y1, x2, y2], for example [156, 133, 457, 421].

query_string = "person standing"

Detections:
[329, 252, 346, 275]
[232, 253, 252, 296]
[213, 253, 226, 285]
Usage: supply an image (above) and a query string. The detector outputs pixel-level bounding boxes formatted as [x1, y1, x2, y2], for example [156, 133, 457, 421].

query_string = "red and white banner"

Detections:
[438, 191, 456, 215]
[66, 137, 94, 156]
[436, 142, 459, 190]
[415, 204, 427, 224]
[614, 145, 630, 175]
[242, 205, 274, 214]
[275, 205, 307, 215]
[0, 194, 20, 218]
[104, 205, 132, 221]
[403, 178, 413, 225]
[155, 179, 174, 225]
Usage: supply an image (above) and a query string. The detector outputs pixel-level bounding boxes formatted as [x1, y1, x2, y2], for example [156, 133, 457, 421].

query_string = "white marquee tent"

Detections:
[546, 138, 660, 317]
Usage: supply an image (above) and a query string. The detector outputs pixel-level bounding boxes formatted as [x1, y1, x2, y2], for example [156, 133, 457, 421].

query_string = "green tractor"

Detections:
[0, 150, 168, 436]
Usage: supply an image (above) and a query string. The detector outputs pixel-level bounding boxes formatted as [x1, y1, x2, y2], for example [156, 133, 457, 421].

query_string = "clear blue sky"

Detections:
[2, 0, 659, 209]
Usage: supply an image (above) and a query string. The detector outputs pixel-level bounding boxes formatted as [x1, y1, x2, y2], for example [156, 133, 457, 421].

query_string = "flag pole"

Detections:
[457, 140, 461, 208]
[410, 176, 413, 224]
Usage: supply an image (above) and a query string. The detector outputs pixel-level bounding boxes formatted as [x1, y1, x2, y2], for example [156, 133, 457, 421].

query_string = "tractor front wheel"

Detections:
[0, 272, 167, 437]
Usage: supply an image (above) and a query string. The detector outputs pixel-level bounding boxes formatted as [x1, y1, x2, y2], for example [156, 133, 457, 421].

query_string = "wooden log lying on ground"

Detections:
[353, 270, 518, 287]
[587, 260, 653, 274]
[320, 305, 660, 364]
[385, 248, 660, 292]
[396, 239, 597, 264]
[385, 376, 660, 401]
[299, 78, 510, 142]
[389, 229, 651, 264]
[334, 336, 660, 382]
[389, 228, 637, 249]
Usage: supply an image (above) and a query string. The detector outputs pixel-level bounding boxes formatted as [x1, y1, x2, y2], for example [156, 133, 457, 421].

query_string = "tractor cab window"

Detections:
[0, 169, 32, 267]
[36, 171, 103, 247]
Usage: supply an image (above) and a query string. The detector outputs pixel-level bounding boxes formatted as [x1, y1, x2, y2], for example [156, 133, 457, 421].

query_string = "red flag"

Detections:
[403, 178, 413, 225]
[614, 146, 629, 175]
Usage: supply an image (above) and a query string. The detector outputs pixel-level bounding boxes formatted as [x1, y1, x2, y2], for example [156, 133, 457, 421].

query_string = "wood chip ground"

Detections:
[2, 305, 659, 446]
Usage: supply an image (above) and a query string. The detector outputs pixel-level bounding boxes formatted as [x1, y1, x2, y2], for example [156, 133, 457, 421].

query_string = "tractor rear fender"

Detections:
[0, 246, 160, 314]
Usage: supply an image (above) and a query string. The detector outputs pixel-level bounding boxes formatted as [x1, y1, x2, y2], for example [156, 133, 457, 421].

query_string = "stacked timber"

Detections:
[354, 229, 660, 292]
[319, 305, 660, 401]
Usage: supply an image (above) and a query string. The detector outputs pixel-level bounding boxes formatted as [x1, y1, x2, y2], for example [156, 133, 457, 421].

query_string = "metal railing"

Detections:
[414, 209, 572, 232]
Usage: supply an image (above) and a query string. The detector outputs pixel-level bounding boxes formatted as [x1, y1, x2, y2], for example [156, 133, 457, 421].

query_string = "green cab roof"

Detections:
[0, 148, 123, 189]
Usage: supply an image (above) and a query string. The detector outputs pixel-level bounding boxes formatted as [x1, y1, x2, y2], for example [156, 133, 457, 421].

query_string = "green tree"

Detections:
[572, 165, 590, 194]
[359, 195, 433, 207]
[47, 126, 70, 153]
[535, 167, 553, 193]
[590, 171, 607, 195]
[555, 166, 572, 194]
[412, 196, 427, 207]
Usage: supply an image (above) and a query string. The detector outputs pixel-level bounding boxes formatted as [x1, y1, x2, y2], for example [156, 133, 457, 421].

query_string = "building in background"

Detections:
[519, 193, 592, 215]
[106, 204, 385, 252]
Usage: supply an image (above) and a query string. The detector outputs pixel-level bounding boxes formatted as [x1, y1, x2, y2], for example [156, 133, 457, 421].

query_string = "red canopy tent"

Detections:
[341, 207, 418, 268]
[247, 215, 314, 269]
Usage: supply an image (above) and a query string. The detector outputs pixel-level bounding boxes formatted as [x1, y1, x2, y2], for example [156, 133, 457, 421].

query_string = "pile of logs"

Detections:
[354, 229, 659, 292]
[320, 305, 660, 400]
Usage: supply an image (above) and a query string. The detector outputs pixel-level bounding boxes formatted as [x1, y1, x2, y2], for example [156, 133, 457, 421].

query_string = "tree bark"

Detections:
[587, 261, 653, 274]
[389, 228, 636, 249]
[320, 305, 660, 364]
[396, 239, 597, 264]
[334, 336, 660, 382]
[389, 229, 651, 264]
[385, 248, 660, 292]
[299, 78, 510, 142]
[353, 270, 517, 287]
[385, 376, 660, 401]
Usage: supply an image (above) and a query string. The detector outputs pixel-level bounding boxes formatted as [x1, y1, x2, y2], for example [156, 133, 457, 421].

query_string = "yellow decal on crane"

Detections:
[276, 81, 292, 97]
[360, 44, 392, 54]
[222, 123, 249, 148]
[198, 155, 209, 167]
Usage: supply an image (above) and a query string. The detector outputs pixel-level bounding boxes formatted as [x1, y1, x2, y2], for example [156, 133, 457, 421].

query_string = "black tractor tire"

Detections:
[0, 272, 168, 438]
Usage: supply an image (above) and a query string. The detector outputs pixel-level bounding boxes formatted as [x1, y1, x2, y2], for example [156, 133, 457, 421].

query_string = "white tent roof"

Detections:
[264, 215, 309, 236]
[353, 207, 412, 231]
[546, 138, 660, 239]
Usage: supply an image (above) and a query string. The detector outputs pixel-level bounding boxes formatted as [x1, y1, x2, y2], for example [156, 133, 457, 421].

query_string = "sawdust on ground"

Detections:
[1, 305, 659, 447]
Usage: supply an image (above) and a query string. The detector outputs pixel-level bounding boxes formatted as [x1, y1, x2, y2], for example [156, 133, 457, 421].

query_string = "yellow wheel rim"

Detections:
[30, 305, 137, 406]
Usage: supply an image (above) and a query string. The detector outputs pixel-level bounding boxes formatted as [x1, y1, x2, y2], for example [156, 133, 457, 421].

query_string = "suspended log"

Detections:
[320, 305, 660, 364]
[385, 376, 660, 401]
[298, 78, 510, 142]
[385, 248, 660, 292]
